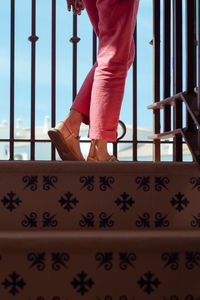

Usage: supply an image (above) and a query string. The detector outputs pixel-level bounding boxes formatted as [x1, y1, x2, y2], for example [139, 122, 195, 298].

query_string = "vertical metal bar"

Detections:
[92, 30, 97, 65]
[51, 0, 56, 160]
[173, 0, 182, 161]
[71, 15, 80, 101]
[133, 25, 137, 161]
[186, 0, 196, 94]
[197, 0, 200, 153]
[69, 15, 81, 100]
[198, 0, 200, 111]
[10, 0, 15, 160]
[113, 142, 117, 158]
[163, 0, 171, 132]
[153, 0, 160, 161]
[28, 0, 38, 160]
[173, 0, 182, 93]
[194, 0, 197, 88]
[186, 0, 196, 132]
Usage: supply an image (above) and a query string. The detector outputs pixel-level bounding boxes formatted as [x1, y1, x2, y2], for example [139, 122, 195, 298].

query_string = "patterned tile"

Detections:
[0, 162, 199, 298]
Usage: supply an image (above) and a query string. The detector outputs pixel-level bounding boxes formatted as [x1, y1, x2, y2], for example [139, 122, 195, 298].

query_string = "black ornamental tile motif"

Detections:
[99, 212, 114, 228]
[27, 252, 46, 271]
[115, 192, 134, 212]
[190, 177, 200, 191]
[162, 296, 178, 300]
[137, 271, 161, 295]
[58, 192, 79, 212]
[23, 175, 38, 191]
[119, 252, 136, 270]
[136, 212, 150, 228]
[155, 176, 169, 191]
[163, 297, 179, 300]
[80, 176, 95, 191]
[71, 271, 94, 295]
[135, 176, 150, 192]
[21, 212, 38, 228]
[1, 191, 22, 212]
[35, 297, 61, 300]
[96, 297, 113, 300]
[96, 297, 131, 300]
[164, 296, 200, 300]
[185, 251, 200, 270]
[37, 297, 62, 300]
[42, 212, 58, 228]
[99, 176, 115, 191]
[51, 252, 70, 271]
[190, 213, 200, 228]
[170, 192, 189, 212]
[43, 176, 58, 190]
[79, 212, 95, 228]
[154, 212, 170, 228]
[95, 252, 113, 270]
[2, 271, 26, 296]
[161, 252, 179, 270]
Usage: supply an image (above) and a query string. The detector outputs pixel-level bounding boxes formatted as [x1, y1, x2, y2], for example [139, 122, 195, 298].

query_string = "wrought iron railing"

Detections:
[148, 0, 200, 165]
[0, 0, 199, 162]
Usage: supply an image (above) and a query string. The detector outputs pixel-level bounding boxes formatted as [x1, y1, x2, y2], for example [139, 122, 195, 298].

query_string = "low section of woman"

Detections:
[48, 0, 139, 161]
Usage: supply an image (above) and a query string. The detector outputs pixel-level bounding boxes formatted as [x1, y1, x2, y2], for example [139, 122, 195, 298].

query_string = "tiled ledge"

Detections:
[0, 161, 200, 231]
[0, 161, 199, 174]
[0, 229, 200, 244]
[0, 162, 200, 299]
[0, 229, 199, 299]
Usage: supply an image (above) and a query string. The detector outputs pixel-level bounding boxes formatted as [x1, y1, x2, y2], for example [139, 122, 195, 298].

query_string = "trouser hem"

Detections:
[88, 129, 117, 142]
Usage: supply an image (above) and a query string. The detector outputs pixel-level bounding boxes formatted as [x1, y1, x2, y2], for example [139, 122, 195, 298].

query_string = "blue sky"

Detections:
[0, 0, 176, 132]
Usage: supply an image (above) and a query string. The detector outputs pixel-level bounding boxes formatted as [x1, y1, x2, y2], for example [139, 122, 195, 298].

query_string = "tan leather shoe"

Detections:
[87, 140, 118, 162]
[48, 121, 84, 161]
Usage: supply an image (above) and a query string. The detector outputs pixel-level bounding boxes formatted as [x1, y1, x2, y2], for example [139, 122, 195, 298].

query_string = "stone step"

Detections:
[0, 162, 200, 231]
[0, 230, 199, 299]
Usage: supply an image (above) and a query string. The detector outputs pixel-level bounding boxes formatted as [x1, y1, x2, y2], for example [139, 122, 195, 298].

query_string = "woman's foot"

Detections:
[87, 140, 118, 162]
[48, 110, 84, 161]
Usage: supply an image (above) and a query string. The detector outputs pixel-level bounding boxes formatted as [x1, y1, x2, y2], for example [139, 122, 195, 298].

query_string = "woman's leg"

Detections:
[89, 0, 139, 142]
[48, 0, 101, 162]
[70, 0, 99, 126]
[49, 0, 139, 161]
[70, 62, 97, 126]
[71, 0, 136, 128]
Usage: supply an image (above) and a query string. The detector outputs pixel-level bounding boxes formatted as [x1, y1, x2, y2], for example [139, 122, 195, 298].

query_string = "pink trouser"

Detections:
[71, 0, 139, 141]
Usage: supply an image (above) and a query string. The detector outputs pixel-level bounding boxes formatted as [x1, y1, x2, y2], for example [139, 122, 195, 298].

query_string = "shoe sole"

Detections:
[48, 129, 81, 161]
